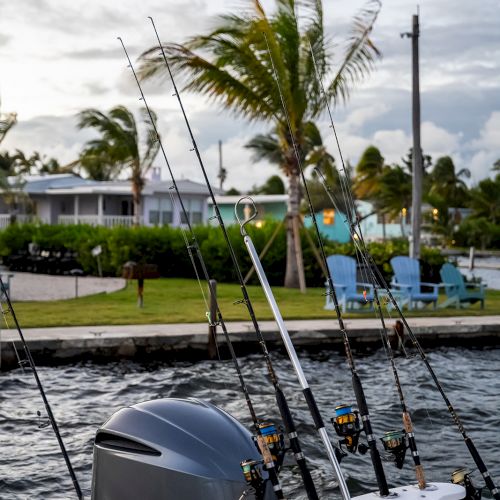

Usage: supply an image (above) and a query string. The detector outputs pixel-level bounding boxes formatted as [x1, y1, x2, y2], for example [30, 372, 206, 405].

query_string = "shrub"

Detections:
[0, 223, 444, 285]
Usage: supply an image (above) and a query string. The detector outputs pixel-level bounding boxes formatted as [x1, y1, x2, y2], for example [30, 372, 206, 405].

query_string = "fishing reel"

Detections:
[451, 468, 482, 500]
[380, 430, 408, 469]
[257, 421, 286, 467]
[331, 404, 365, 454]
[240, 458, 265, 497]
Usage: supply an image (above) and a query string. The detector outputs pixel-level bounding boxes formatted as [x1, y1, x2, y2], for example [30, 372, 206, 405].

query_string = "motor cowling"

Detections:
[91, 398, 275, 500]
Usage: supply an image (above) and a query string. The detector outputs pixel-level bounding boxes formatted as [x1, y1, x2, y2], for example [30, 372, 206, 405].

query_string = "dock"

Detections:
[2, 315, 499, 370]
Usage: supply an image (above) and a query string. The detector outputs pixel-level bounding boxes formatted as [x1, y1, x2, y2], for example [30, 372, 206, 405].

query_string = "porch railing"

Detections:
[0, 214, 38, 229]
[58, 215, 142, 227]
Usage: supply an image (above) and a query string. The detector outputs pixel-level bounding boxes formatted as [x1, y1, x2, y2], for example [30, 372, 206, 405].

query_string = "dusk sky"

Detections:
[1, 0, 499, 191]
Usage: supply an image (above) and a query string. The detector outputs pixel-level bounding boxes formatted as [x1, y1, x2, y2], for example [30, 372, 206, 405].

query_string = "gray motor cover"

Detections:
[91, 398, 275, 499]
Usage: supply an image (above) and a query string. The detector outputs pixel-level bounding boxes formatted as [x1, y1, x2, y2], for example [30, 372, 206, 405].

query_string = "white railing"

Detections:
[0, 214, 38, 229]
[58, 215, 143, 227]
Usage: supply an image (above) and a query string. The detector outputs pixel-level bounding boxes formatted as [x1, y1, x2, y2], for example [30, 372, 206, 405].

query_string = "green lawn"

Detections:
[7, 278, 500, 329]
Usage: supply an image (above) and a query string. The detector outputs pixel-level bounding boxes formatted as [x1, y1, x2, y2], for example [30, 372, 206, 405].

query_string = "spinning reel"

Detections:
[380, 430, 408, 469]
[257, 421, 285, 467]
[451, 468, 482, 500]
[331, 404, 366, 454]
[240, 458, 265, 497]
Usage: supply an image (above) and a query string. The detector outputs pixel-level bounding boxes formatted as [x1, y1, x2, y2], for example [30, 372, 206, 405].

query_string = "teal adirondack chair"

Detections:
[324, 255, 374, 312]
[390, 256, 439, 310]
[439, 263, 485, 309]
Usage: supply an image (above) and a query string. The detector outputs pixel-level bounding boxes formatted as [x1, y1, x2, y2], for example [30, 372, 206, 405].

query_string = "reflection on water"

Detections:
[0, 347, 499, 499]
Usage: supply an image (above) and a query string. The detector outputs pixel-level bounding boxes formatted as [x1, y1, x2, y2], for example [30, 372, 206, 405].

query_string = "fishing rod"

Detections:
[308, 47, 500, 500]
[235, 197, 351, 500]
[315, 167, 426, 484]
[262, 33, 390, 497]
[119, 35, 290, 500]
[307, 41, 426, 487]
[145, 17, 321, 500]
[0, 277, 83, 499]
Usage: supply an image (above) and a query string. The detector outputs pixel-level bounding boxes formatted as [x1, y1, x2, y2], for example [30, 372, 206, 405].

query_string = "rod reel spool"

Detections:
[380, 430, 408, 469]
[451, 468, 482, 500]
[331, 404, 365, 454]
[257, 421, 285, 467]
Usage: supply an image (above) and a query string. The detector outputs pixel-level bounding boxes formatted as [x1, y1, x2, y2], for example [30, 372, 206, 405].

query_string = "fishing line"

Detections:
[166, 187, 222, 362]
[0, 276, 83, 499]
[145, 17, 321, 500]
[119, 36, 288, 499]
[262, 31, 389, 496]
[309, 41, 500, 499]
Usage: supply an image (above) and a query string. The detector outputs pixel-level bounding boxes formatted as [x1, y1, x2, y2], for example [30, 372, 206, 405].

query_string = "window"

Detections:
[323, 209, 335, 225]
[149, 210, 160, 225]
[160, 198, 173, 225]
[190, 199, 203, 225]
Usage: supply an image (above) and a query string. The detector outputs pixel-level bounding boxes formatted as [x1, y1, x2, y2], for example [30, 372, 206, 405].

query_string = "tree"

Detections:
[251, 174, 285, 195]
[354, 145, 388, 238]
[468, 177, 500, 225]
[139, 0, 381, 288]
[427, 156, 470, 208]
[77, 106, 160, 225]
[0, 99, 16, 146]
[378, 165, 412, 236]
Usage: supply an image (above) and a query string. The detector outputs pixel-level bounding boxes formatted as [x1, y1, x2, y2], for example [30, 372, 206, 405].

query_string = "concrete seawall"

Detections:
[2, 316, 500, 370]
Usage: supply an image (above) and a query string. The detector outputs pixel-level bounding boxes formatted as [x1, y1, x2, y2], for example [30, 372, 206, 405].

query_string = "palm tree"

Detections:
[428, 156, 470, 208]
[354, 145, 388, 238]
[77, 105, 160, 225]
[0, 98, 16, 146]
[378, 165, 412, 236]
[139, 0, 381, 288]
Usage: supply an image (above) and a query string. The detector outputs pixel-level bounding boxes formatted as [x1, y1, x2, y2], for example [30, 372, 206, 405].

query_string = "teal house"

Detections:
[208, 194, 351, 243]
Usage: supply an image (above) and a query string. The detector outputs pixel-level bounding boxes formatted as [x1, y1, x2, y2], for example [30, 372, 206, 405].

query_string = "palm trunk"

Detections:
[284, 172, 302, 288]
[131, 175, 142, 226]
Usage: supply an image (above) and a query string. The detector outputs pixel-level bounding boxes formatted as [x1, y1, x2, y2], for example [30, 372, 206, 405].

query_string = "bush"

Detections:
[0, 223, 445, 285]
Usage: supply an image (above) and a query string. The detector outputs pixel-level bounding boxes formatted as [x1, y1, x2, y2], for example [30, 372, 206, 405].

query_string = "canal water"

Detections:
[0, 347, 499, 499]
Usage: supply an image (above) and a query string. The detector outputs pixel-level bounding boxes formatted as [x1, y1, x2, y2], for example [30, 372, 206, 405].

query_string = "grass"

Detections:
[6, 278, 500, 329]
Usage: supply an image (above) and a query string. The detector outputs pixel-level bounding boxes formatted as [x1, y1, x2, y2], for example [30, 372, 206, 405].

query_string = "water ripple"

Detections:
[0, 347, 499, 499]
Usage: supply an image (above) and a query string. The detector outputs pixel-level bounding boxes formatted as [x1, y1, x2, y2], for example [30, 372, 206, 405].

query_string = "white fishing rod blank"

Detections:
[235, 197, 351, 500]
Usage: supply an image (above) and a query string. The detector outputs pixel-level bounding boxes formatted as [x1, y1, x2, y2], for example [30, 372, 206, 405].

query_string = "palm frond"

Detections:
[326, 0, 381, 105]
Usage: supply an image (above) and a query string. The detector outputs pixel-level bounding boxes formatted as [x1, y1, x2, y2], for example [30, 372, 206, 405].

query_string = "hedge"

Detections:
[0, 222, 445, 286]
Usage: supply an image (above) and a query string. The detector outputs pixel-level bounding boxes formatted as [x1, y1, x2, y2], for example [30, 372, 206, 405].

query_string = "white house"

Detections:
[0, 171, 217, 228]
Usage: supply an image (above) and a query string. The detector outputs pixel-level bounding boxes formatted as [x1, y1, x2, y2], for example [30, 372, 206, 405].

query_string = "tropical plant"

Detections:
[139, 0, 381, 287]
[77, 105, 160, 225]
[251, 174, 285, 195]
[378, 164, 412, 235]
[354, 145, 388, 237]
[468, 176, 500, 225]
[0, 99, 16, 146]
[427, 156, 470, 208]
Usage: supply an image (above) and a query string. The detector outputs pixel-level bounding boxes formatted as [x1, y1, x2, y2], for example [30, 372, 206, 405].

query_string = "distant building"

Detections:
[356, 200, 411, 241]
[208, 194, 351, 243]
[0, 173, 217, 229]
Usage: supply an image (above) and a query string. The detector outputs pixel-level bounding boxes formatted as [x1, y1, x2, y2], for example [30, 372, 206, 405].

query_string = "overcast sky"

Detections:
[1, 0, 499, 190]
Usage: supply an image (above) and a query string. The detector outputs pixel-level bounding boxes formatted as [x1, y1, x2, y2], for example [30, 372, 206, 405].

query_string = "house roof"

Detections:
[208, 194, 289, 205]
[12, 174, 219, 197]
[9, 174, 94, 194]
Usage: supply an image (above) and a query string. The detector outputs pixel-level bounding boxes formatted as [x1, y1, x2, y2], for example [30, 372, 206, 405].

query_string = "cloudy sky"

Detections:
[1, 0, 499, 190]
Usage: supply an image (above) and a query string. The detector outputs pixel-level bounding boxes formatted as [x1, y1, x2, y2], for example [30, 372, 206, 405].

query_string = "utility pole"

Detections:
[217, 140, 227, 191]
[402, 12, 422, 259]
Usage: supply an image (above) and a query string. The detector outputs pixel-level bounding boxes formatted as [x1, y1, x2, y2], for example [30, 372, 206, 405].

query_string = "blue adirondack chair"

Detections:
[324, 255, 374, 312]
[390, 256, 439, 310]
[439, 263, 485, 309]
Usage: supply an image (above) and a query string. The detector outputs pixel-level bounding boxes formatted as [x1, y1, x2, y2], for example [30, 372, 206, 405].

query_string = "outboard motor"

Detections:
[92, 398, 276, 500]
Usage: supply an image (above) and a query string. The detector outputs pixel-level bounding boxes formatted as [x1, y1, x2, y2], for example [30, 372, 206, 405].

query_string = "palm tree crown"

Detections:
[139, 0, 381, 287]
[77, 105, 160, 225]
